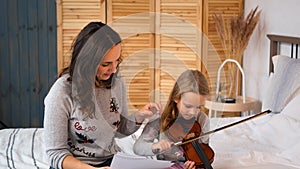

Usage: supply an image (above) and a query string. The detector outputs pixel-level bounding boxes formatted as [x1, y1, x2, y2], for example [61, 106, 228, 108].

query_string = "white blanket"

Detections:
[210, 115, 300, 169]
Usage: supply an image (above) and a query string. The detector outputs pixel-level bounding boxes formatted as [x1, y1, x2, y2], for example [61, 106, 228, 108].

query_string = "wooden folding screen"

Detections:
[56, 0, 243, 114]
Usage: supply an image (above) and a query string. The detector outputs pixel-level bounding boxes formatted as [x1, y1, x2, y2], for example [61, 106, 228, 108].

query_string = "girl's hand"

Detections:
[135, 102, 162, 122]
[184, 160, 196, 169]
[151, 139, 173, 153]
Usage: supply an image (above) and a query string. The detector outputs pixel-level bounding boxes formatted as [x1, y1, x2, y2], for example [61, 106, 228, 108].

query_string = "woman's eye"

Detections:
[101, 63, 109, 67]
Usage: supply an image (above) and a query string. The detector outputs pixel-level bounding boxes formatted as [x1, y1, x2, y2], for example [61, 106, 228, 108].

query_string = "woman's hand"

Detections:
[151, 139, 173, 153]
[184, 160, 196, 169]
[135, 102, 162, 123]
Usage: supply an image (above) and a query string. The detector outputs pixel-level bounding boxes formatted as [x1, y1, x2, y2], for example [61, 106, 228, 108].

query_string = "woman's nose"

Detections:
[110, 62, 118, 73]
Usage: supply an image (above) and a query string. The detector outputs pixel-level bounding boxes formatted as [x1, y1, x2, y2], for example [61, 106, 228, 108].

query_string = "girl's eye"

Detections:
[185, 104, 202, 110]
[185, 105, 193, 109]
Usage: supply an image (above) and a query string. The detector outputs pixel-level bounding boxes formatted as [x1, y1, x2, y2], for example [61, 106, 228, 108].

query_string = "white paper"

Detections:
[110, 152, 173, 169]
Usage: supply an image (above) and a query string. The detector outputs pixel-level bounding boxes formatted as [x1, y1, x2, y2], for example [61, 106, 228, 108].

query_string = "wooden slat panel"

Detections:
[48, 0, 59, 83]
[18, 0, 30, 127]
[8, 0, 22, 127]
[202, 0, 243, 97]
[109, 0, 153, 113]
[57, 0, 103, 72]
[0, 0, 57, 127]
[28, 0, 41, 128]
[90, 0, 242, 116]
[57, 0, 63, 74]
[157, 0, 202, 106]
[36, 0, 48, 127]
[0, 0, 11, 128]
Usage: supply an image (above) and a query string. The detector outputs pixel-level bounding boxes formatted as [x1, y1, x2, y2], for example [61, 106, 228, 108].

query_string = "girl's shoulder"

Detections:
[196, 112, 209, 122]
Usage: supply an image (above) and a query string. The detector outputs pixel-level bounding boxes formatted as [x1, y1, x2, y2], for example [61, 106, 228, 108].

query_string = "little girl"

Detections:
[133, 69, 212, 169]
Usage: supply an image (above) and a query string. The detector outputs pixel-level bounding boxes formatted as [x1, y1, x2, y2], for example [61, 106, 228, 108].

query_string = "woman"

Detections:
[133, 69, 212, 169]
[44, 22, 161, 169]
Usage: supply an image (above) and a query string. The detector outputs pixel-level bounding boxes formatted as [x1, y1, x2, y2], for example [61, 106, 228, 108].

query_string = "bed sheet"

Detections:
[0, 128, 48, 169]
[210, 113, 300, 169]
[1, 112, 300, 169]
[116, 105, 300, 169]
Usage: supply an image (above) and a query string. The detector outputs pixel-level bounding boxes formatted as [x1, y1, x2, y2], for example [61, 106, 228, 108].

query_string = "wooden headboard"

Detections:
[267, 34, 300, 73]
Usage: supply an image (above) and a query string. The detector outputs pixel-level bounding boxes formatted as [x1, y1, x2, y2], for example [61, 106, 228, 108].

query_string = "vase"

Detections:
[216, 59, 245, 104]
[227, 62, 238, 100]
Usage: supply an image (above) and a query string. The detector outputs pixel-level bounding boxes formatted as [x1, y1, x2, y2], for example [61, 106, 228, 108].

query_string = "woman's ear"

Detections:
[174, 99, 179, 103]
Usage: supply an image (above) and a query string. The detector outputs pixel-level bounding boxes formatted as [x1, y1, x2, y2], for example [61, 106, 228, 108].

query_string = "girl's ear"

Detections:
[174, 99, 179, 103]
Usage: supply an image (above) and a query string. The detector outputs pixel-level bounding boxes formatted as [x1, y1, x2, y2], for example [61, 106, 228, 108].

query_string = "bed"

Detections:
[1, 34, 300, 169]
[206, 34, 300, 169]
[207, 34, 300, 169]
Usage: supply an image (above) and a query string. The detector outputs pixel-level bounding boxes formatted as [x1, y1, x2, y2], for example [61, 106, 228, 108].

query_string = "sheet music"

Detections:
[110, 152, 173, 169]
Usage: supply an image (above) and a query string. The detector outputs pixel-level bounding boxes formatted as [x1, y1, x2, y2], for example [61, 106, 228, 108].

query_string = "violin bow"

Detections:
[174, 110, 271, 146]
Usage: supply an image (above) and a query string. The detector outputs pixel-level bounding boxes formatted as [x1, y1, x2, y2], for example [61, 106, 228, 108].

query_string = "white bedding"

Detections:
[0, 128, 48, 169]
[1, 110, 300, 169]
[116, 95, 300, 168]
[115, 108, 300, 169]
[210, 115, 300, 169]
[210, 93, 300, 169]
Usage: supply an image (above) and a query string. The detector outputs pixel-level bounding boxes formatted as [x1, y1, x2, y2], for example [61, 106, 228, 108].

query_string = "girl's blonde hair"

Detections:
[160, 69, 209, 132]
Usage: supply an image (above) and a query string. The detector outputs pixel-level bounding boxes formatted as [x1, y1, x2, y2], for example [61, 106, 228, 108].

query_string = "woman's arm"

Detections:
[62, 155, 99, 169]
[116, 77, 161, 137]
[62, 155, 110, 169]
[44, 77, 74, 168]
[134, 103, 162, 124]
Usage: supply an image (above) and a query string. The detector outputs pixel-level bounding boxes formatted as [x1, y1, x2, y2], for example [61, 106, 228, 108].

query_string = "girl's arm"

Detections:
[133, 119, 161, 156]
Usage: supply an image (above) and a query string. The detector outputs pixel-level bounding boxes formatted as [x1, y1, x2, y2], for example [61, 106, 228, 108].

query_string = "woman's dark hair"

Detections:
[59, 22, 121, 88]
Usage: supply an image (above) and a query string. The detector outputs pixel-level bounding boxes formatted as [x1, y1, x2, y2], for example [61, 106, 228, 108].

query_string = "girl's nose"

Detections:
[190, 107, 198, 115]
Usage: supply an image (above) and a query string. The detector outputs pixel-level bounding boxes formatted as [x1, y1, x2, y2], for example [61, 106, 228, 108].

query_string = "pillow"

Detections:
[262, 55, 300, 113]
[280, 93, 300, 121]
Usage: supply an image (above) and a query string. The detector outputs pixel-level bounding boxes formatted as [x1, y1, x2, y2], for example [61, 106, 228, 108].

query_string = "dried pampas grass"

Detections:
[213, 6, 261, 98]
[213, 6, 261, 63]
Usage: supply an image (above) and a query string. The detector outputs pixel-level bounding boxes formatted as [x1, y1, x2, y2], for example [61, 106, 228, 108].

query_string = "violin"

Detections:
[164, 110, 271, 168]
[166, 117, 214, 169]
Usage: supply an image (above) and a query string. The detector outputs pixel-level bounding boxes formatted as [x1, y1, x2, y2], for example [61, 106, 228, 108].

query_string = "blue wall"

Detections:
[0, 0, 57, 128]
